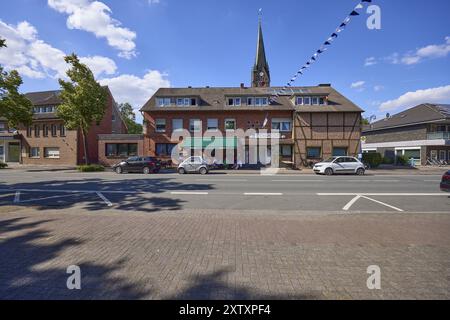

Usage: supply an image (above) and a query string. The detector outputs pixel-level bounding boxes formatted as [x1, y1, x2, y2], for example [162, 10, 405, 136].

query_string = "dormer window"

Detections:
[296, 96, 327, 105]
[227, 97, 241, 106]
[176, 97, 197, 106]
[157, 98, 172, 107]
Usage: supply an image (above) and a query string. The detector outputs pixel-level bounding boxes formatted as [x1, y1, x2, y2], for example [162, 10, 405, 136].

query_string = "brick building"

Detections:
[0, 87, 127, 166]
[140, 19, 363, 168]
[362, 104, 450, 165]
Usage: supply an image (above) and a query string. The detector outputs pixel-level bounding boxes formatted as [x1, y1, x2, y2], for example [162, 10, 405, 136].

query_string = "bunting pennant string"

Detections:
[270, 0, 372, 103]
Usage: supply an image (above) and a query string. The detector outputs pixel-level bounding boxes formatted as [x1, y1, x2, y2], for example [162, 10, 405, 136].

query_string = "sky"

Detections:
[1, 0, 449, 123]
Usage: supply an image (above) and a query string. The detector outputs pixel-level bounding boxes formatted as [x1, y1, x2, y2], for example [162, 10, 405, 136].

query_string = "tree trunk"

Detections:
[80, 127, 89, 165]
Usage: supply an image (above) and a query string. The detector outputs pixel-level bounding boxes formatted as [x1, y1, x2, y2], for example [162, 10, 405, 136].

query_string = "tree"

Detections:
[0, 38, 33, 128]
[361, 118, 370, 125]
[118, 102, 143, 134]
[57, 53, 108, 165]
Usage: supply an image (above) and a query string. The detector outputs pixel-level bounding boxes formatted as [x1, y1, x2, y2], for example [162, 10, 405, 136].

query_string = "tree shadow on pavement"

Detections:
[0, 217, 150, 299]
[0, 178, 214, 213]
[167, 267, 320, 300]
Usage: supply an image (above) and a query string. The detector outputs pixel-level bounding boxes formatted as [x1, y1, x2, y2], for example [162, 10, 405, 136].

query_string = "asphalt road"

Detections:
[0, 169, 448, 213]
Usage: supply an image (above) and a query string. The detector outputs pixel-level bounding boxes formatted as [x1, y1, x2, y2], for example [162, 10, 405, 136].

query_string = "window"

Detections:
[34, 125, 40, 137]
[106, 143, 138, 157]
[157, 98, 172, 107]
[43, 124, 49, 137]
[60, 125, 66, 137]
[306, 147, 321, 158]
[33, 106, 56, 113]
[172, 119, 183, 132]
[312, 97, 319, 105]
[0, 145, 3, 157]
[319, 97, 325, 105]
[155, 119, 166, 132]
[44, 147, 60, 159]
[176, 98, 196, 106]
[255, 97, 268, 106]
[189, 119, 202, 132]
[303, 97, 311, 105]
[227, 97, 241, 106]
[281, 145, 292, 157]
[51, 124, 57, 137]
[296, 97, 303, 105]
[30, 147, 40, 158]
[0, 123, 6, 133]
[207, 118, 218, 130]
[272, 119, 292, 132]
[247, 97, 254, 105]
[225, 119, 236, 131]
[156, 143, 176, 156]
[27, 126, 32, 137]
[112, 114, 116, 121]
[332, 147, 347, 157]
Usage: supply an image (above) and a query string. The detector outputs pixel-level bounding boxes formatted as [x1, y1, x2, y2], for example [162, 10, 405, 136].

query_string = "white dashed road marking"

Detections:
[170, 191, 209, 195]
[244, 193, 283, 196]
[96, 192, 113, 207]
[13, 191, 20, 204]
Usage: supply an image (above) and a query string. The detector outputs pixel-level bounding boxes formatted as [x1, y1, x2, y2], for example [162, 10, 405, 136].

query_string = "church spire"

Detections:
[252, 10, 270, 87]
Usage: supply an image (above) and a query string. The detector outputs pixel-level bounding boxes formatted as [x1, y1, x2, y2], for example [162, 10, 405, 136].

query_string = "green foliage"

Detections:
[362, 152, 383, 168]
[382, 156, 394, 165]
[77, 164, 105, 172]
[361, 118, 370, 125]
[0, 162, 8, 169]
[57, 53, 108, 164]
[396, 155, 409, 166]
[0, 38, 33, 128]
[118, 102, 143, 134]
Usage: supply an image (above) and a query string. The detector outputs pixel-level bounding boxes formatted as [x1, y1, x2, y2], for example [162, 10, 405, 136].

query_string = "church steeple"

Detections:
[252, 14, 270, 88]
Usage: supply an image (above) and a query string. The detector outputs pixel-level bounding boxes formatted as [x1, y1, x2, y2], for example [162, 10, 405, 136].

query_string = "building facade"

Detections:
[0, 87, 127, 166]
[362, 104, 450, 165]
[140, 21, 363, 168]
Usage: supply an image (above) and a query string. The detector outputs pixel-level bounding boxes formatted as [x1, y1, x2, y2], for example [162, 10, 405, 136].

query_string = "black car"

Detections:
[112, 157, 161, 174]
[441, 170, 450, 192]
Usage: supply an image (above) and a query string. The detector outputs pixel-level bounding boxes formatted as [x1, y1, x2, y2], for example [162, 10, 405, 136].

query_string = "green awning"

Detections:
[182, 137, 237, 149]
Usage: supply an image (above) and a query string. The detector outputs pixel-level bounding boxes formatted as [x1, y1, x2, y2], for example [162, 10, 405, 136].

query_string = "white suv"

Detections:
[313, 156, 365, 176]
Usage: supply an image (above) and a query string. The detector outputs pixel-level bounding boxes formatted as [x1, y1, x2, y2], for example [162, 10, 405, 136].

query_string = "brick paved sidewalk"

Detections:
[0, 206, 449, 300]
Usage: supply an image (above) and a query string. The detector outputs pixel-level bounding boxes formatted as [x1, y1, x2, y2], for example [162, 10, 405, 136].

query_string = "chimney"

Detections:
[240, 83, 246, 89]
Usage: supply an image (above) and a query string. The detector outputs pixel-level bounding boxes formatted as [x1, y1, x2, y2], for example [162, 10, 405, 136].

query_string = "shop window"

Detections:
[306, 147, 321, 158]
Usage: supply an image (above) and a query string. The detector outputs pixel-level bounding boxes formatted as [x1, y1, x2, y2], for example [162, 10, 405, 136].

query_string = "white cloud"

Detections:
[379, 85, 450, 111]
[99, 70, 170, 112]
[48, 0, 137, 59]
[0, 19, 117, 79]
[364, 57, 377, 67]
[148, 0, 160, 4]
[373, 85, 384, 92]
[351, 81, 365, 90]
[377, 37, 450, 66]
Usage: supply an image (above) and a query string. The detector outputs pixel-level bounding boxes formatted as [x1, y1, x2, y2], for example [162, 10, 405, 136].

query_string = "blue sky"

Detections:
[1, 0, 449, 123]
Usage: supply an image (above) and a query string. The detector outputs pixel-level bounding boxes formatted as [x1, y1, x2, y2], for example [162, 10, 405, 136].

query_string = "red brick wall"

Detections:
[143, 110, 293, 156]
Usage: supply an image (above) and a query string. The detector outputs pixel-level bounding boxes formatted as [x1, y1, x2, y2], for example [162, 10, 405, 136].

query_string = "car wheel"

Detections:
[199, 167, 208, 175]
[143, 167, 150, 174]
[115, 166, 123, 174]
[356, 168, 365, 176]
[325, 168, 333, 176]
[178, 168, 186, 175]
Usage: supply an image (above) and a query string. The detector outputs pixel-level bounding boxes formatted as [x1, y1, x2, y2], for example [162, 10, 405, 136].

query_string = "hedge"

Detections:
[396, 155, 409, 166]
[362, 152, 382, 168]
[77, 164, 105, 172]
[0, 162, 7, 169]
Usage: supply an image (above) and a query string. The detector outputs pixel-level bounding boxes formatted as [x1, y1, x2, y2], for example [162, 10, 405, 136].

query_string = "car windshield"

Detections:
[323, 157, 337, 163]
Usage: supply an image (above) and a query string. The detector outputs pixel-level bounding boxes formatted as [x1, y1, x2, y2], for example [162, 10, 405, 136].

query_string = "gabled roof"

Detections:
[364, 104, 450, 132]
[140, 85, 363, 113]
[25, 90, 62, 106]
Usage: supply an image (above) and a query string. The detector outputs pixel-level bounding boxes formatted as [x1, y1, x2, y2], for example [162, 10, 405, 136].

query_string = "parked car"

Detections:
[113, 156, 161, 174]
[440, 170, 450, 192]
[313, 156, 365, 176]
[178, 156, 209, 175]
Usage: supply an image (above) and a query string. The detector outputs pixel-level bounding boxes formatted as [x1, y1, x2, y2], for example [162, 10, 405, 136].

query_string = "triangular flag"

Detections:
[349, 10, 359, 16]
[355, 3, 364, 10]
[340, 22, 347, 28]
[331, 33, 338, 38]
[324, 41, 331, 45]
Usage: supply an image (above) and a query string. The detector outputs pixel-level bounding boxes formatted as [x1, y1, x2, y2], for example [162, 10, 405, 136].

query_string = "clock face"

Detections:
[259, 72, 264, 77]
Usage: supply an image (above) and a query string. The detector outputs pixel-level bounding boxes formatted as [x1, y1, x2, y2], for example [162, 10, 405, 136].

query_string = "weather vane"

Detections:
[258, 8, 262, 22]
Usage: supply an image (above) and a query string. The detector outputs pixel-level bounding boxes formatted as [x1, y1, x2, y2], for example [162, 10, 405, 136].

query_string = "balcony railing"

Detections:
[427, 132, 450, 140]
